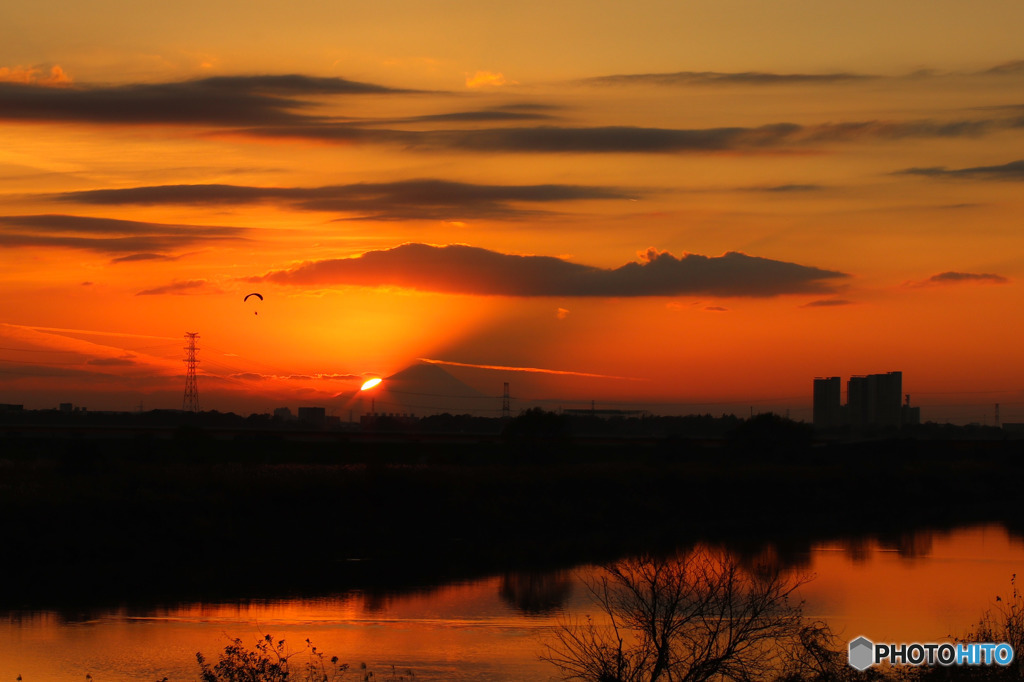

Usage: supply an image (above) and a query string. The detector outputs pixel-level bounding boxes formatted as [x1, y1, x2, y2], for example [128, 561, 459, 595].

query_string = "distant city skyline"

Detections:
[0, 357, 1015, 427]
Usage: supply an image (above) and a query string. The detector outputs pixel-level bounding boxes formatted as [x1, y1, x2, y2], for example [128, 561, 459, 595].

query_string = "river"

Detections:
[3, 524, 1022, 681]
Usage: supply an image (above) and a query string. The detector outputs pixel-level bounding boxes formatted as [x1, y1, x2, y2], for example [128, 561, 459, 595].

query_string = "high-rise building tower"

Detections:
[845, 371, 902, 428]
[813, 377, 841, 428]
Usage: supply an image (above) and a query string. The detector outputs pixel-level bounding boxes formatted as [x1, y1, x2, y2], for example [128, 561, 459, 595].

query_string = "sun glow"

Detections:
[360, 377, 382, 391]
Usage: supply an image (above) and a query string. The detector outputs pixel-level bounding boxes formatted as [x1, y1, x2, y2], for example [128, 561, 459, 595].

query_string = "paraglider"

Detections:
[244, 292, 263, 314]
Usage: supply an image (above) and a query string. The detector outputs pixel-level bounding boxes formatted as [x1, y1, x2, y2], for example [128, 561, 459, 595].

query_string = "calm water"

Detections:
[3, 524, 1022, 681]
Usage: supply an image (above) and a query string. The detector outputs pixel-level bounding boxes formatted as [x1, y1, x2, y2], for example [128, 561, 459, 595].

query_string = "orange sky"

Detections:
[2, 1, 1024, 421]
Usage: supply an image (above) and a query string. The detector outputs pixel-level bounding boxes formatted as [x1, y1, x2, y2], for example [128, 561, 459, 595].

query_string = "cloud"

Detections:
[802, 299, 854, 307]
[86, 355, 137, 366]
[466, 71, 514, 88]
[0, 233, 224, 254]
[923, 271, 1009, 286]
[0, 362, 120, 380]
[984, 60, 1024, 75]
[704, 306, 729, 312]
[5, 323, 177, 341]
[238, 123, 798, 152]
[110, 253, 176, 264]
[581, 70, 875, 87]
[366, 109, 555, 125]
[230, 372, 267, 381]
[0, 74, 413, 126]
[0, 65, 71, 86]
[418, 357, 639, 380]
[52, 180, 635, 221]
[4, 71, 1017, 157]
[237, 116, 1013, 154]
[584, 62, 1024, 86]
[0, 214, 248, 257]
[251, 243, 847, 297]
[0, 213, 245, 236]
[229, 372, 362, 381]
[136, 280, 218, 296]
[747, 184, 826, 193]
[896, 160, 1024, 180]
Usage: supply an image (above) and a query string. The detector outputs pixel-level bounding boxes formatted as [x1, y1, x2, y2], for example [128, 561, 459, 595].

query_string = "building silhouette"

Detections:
[297, 406, 326, 425]
[813, 371, 919, 429]
[812, 377, 842, 428]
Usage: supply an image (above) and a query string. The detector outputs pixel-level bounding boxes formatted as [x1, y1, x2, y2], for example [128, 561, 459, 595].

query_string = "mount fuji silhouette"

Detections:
[338, 361, 492, 416]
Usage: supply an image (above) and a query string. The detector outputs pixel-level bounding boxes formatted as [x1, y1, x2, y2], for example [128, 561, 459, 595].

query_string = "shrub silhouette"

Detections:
[197, 635, 348, 682]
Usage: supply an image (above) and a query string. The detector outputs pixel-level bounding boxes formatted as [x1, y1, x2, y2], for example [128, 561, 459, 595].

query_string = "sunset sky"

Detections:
[2, 0, 1023, 422]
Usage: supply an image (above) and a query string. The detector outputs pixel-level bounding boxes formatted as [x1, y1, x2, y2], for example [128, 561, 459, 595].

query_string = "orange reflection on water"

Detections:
[2, 526, 1023, 681]
[799, 525, 1024, 644]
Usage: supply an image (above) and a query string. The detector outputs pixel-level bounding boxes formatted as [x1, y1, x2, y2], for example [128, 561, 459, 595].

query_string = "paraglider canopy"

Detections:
[244, 292, 263, 314]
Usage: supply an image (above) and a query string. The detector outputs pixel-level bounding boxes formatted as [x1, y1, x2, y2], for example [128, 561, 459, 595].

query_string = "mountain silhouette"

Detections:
[338, 361, 491, 416]
[386, 362, 484, 396]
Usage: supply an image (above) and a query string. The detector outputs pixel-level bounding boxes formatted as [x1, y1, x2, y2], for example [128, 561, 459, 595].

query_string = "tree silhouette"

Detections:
[544, 549, 840, 682]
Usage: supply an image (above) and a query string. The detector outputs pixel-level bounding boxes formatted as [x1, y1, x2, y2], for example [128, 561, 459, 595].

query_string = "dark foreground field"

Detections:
[1, 428, 1022, 611]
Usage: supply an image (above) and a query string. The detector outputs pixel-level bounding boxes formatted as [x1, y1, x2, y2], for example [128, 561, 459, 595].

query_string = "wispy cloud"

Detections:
[110, 253, 176, 264]
[581, 70, 875, 87]
[896, 160, 1024, 180]
[229, 372, 361, 381]
[52, 180, 636, 221]
[366, 109, 555, 125]
[905, 271, 1009, 288]
[745, 184, 826, 193]
[4, 72, 1019, 159]
[237, 116, 1014, 154]
[983, 60, 1024, 75]
[926, 271, 1008, 285]
[584, 61, 1024, 86]
[802, 298, 854, 307]
[250, 243, 847, 297]
[0, 233, 229, 255]
[0, 214, 245, 236]
[86, 355, 137, 366]
[0, 74, 414, 126]
[0, 214, 248, 258]
[136, 280, 220, 296]
[3, 323, 178, 341]
[418, 357, 641, 380]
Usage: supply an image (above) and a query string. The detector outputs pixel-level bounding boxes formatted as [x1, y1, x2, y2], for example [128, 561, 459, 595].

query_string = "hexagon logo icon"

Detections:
[849, 636, 875, 671]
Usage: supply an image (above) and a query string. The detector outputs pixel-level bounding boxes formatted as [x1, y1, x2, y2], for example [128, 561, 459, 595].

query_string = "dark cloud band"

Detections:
[251, 243, 847, 298]
[927, 271, 1008, 285]
[897, 160, 1024, 180]
[238, 117, 1013, 154]
[52, 180, 636, 220]
[0, 214, 248, 257]
[581, 70, 874, 87]
[0, 74, 412, 126]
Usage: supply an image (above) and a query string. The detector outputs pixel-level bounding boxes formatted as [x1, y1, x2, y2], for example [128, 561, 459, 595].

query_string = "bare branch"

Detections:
[544, 549, 840, 682]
